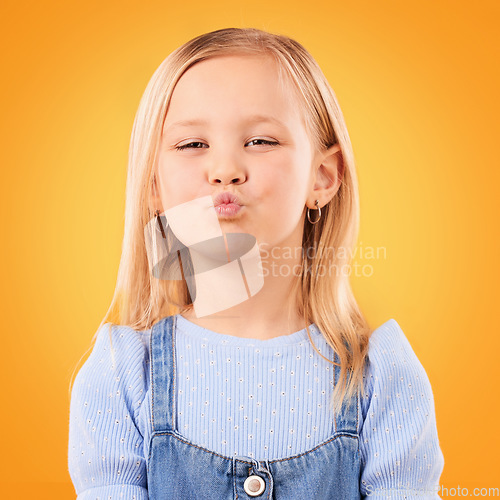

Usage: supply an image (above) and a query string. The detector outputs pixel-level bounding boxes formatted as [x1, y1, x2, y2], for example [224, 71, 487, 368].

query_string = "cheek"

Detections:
[254, 168, 307, 230]
[257, 160, 309, 203]
[156, 158, 202, 209]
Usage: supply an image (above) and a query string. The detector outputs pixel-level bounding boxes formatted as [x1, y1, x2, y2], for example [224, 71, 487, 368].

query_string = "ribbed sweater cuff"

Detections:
[77, 484, 148, 499]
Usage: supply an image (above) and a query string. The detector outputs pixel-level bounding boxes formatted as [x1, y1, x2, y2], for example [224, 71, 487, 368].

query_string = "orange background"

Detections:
[1, 0, 498, 497]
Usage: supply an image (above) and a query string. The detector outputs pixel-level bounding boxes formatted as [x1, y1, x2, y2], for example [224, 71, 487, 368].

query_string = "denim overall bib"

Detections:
[147, 315, 362, 499]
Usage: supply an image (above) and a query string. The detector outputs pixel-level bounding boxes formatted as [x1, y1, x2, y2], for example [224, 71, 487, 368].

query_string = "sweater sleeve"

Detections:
[359, 319, 445, 499]
[68, 323, 150, 499]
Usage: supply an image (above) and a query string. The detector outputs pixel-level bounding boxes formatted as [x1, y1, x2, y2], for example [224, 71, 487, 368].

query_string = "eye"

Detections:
[175, 142, 207, 151]
[247, 139, 280, 147]
[174, 139, 280, 151]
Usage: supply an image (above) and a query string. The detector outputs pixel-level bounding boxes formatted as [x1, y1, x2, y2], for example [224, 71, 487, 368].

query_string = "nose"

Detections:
[209, 161, 247, 185]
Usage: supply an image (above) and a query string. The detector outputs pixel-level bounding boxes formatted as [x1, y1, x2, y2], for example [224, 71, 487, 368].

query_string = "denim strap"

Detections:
[332, 350, 360, 436]
[150, 314, 177, 433]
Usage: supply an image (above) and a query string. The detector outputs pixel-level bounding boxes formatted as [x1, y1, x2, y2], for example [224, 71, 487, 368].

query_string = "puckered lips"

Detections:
[213, 192, 243, 218]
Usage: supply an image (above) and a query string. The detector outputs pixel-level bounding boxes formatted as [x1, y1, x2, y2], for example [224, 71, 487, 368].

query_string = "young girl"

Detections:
[68, 27, 444, 499]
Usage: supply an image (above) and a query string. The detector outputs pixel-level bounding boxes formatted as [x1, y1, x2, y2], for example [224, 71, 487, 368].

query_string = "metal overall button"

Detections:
[243, 475, 266, 497]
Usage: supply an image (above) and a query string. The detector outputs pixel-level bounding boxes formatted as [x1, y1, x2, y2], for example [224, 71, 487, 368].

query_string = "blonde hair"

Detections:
[69, 27, 373, 415]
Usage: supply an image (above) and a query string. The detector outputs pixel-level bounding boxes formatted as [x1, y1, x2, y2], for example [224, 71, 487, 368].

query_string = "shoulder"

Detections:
[361, 319, 435, 417]
[367, 318, 412, 355]
[365, 318, 426, 375]
[91, 322, 151, 362]
[85, 322, 151, 374]
[71, 323, 152, 409]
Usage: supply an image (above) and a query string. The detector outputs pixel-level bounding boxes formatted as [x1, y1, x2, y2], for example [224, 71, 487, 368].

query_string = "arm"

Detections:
[68, 323, 150, 499]
[359, 319, 445, 499]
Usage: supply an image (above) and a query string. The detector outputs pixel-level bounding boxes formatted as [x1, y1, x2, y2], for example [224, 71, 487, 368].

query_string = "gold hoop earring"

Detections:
[307, 199, 321, 225]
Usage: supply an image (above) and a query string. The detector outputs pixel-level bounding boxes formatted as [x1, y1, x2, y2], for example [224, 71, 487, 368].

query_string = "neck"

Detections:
[180, 238, 306, 340]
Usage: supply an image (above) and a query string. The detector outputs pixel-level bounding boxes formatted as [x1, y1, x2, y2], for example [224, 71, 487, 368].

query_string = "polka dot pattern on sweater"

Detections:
[68, 317, 444, 498]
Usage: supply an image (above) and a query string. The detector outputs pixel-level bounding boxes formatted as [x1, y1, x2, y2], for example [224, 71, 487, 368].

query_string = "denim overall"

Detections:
[147, 315, 362, 499]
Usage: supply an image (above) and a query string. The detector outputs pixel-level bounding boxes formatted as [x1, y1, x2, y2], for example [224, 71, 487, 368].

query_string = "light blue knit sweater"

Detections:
[68, 315, 444, 499]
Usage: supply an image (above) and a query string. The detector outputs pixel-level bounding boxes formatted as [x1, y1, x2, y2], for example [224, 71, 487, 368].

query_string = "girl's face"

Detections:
[154, 54, 325, 252]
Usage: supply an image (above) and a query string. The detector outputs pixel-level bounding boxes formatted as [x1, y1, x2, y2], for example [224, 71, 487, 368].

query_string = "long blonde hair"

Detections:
[69, 27, 373, 415]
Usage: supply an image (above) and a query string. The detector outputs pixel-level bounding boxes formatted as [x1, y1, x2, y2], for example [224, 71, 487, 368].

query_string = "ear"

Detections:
[306, 143, 344, 210]
[148, 172, 164, 214]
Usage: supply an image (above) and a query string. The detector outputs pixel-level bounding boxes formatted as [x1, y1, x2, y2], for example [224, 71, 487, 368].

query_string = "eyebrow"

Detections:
[163, 114, 288, 135]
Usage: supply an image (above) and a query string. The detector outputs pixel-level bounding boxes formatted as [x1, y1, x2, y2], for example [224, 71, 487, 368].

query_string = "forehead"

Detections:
[162, 54, 305, 134]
